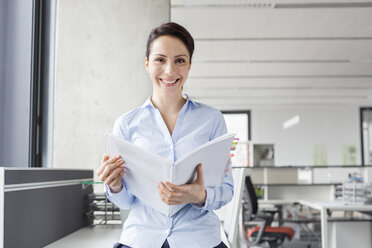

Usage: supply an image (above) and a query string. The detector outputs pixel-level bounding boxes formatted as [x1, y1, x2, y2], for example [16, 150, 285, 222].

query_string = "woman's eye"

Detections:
[176, 58, 185, 64]
[155, 58, 165, 63]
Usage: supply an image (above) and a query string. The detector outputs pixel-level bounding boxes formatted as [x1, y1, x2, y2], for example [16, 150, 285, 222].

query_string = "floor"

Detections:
[44, 225, 320, 248]
[45, 225, 122, 248]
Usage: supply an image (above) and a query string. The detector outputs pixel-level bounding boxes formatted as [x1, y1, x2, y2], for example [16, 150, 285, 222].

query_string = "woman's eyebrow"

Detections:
[175, 54, 187, 58]
[153, 54, 187, 58]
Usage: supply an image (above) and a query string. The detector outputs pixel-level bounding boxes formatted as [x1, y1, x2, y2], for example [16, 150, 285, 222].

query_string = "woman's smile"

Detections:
[145, 35, 191, 95]
[159, 77, 181, 87]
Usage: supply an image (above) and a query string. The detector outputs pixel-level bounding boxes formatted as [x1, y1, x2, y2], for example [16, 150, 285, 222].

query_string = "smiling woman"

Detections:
[144, 24, 194, 136]
[97, 22, 233, 248]
[146, 36, 190, 103]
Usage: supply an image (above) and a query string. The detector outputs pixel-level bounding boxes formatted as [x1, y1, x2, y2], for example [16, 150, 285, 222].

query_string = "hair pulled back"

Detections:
[146, 22, 194, 62]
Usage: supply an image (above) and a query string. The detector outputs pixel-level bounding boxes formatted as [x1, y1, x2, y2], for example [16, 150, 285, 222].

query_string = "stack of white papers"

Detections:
[106, 133, 235, 217]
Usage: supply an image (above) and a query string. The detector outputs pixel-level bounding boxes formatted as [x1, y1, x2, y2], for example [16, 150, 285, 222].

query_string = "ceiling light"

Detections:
[350, 59, 372, 63]
[283, 115, 300, 130]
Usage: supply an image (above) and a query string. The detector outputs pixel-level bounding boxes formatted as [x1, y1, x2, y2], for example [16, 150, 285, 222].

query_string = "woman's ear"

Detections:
[145, 57, 149, 73]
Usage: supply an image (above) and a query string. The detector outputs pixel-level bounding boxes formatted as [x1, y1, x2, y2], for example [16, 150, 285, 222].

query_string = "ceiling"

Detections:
[170, 0, 372, 109]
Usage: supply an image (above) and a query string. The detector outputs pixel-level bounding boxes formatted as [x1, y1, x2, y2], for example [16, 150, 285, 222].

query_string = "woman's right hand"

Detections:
[97, 154, 125, 193]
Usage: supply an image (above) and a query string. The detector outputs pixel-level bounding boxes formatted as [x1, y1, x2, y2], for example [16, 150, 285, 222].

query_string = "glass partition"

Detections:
[361, 108, 372, 165]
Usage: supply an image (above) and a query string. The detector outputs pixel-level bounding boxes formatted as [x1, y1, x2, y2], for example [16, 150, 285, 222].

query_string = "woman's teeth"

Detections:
[161, 79, 179, 84]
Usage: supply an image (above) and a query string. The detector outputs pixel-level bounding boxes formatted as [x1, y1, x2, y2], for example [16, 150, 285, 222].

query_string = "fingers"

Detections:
[97, 154, 110, 176]
[110, 171, 124, 186]
[99, 159, 124, 182]
[109, 174, 124, 193]
[165, 182, 179, 191]
[195, 163, 204, 184]
[101, 155, 122, 170]
[97, 154, 123, 177]
[105, 166, 124, 186]
[158, 183, 173, 197]
[158, 182, 183, 205]
[101, 153, 109, 164]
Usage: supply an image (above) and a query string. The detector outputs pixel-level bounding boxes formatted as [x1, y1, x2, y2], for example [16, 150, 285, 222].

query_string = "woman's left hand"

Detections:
[158, 163, 206, 205]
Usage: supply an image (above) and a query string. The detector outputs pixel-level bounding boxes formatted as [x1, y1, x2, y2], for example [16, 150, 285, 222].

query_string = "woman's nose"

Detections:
[164, 62, 175, 74]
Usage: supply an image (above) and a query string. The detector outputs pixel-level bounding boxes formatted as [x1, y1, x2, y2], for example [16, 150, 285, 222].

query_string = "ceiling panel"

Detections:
[187, 89, 372, 100]
[171, 2, 372, 107]
[185, 78, 372, 88]
[190, 97, 372, 110]
[171, 0, 372, 5]
[193, 40, 372, 61]
[188, 62, 372, 76]
[172, 8, 372, 38]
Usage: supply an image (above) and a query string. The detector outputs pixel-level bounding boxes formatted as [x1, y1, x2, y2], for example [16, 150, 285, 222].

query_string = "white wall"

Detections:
[0, 0, 33, 167]
[251, 105, 360, 166]
[53, 0, 169, 188]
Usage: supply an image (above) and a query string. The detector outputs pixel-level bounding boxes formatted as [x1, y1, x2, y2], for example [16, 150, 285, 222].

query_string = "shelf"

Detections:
[232, 165, 372, 169]
[255, 183, 341, 186]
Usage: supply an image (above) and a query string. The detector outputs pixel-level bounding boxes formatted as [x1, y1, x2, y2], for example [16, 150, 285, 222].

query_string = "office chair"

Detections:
[220, 167, 249, 248]
[241, 176, 294, 248]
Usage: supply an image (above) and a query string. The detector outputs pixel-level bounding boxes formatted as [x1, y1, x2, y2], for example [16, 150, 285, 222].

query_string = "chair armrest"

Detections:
[255, 211, 275, 225]
[246, 217, 271, 246]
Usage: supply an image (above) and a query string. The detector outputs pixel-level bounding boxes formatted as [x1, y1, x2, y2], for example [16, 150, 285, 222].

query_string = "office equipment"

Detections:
[82, 181, 122, 226]
[335, 182, 372, 203]
[242, 176, 295, 248]
[87, 192, 121, 225]
[106, 133, 234, 217]
[299, 200, 372, 248]
[246, 166, 369, 201]
[0, 168, 93, 248]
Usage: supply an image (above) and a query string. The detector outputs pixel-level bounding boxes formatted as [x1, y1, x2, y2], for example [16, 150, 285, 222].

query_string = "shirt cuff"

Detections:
[104, 178, 127, 201]
[192, 187, 215, 212]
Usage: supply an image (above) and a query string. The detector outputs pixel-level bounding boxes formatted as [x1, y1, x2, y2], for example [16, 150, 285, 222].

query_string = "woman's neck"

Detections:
[151, 92, 186, 115]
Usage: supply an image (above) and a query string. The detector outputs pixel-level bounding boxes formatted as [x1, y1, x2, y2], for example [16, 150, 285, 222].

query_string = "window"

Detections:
[222, 110, 251, 166]
[361, 107, 372, 165]
[29, 0, 55, 167]
[222, 110, 251, 141]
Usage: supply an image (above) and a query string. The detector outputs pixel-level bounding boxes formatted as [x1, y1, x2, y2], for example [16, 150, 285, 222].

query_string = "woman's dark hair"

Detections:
[146, 22, 194, 62]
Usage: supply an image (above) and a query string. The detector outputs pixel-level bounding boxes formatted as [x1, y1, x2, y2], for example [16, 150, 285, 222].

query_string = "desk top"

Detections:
[232, 165, 372, 169]
[299, 200, 372, 211]
[258, 199, 298, 205]
[254, 183, 340, 186]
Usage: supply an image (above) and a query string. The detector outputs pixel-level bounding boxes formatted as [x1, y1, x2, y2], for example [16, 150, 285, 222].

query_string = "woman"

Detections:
[97, 22, 234, 248]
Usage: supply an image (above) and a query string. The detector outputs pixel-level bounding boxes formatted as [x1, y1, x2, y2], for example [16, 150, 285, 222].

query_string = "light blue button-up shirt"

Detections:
[105, 95, 234, 248]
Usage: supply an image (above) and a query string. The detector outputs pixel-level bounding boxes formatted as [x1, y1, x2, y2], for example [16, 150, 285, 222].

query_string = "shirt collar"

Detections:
[140, 97, 153, 108]
[140, 94, 198, 109]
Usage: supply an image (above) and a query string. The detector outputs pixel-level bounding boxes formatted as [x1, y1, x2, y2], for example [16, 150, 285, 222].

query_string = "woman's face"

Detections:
[145, 35, 191, 96]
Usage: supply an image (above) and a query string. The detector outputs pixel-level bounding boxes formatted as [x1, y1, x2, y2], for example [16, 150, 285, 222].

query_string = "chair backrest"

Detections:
[242, 176, 258, 221]
[222, 167, 248, 248]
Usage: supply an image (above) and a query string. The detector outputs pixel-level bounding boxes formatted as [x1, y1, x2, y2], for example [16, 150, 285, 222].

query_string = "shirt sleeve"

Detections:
[104, 116, 136, 209]
[193, 110, 234, 211]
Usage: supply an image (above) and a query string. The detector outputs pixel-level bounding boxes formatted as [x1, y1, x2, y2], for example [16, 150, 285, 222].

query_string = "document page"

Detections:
[172, 133, 235, 187]
[105, 134, 172, 214]
[105, 133, 234, 216]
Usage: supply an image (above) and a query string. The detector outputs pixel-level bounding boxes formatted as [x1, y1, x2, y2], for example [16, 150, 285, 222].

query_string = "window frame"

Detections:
[29, 0, 55, 167]
[360, 107, 372, 166]
[221, 110, 251, 141]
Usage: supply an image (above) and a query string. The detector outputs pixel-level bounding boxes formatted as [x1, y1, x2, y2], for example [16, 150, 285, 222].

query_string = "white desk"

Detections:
[258, 199, 298, 206]
[299, 200, 372, 248]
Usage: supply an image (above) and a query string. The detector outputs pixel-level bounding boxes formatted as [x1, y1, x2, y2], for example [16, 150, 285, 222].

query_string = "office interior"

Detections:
[1, 0, 372, 247]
